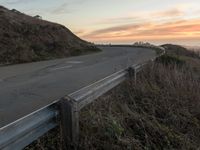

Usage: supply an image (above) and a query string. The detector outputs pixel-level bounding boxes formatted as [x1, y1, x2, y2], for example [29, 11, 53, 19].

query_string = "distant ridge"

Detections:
[0, 6, 99, 65]
[182, 45, 200, 52]
[161, 44, 199, 58]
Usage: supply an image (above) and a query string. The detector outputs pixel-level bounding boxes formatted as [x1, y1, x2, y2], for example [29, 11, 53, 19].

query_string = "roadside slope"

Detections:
[25, 45, 200, 149]
[0, 6, 99, 65]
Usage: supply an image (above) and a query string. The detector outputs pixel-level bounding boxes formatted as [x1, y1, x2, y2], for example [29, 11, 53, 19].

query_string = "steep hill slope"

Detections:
[0, 6, 99, 65]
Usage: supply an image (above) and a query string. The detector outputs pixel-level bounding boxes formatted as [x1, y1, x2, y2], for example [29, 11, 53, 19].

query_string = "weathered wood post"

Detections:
[59, 96, 79, 150]
[134, 67, 137, 84]
[127, 67, 137, 83]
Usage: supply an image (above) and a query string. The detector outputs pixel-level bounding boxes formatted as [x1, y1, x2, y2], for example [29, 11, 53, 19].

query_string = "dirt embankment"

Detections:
[0, 6, 100, 65]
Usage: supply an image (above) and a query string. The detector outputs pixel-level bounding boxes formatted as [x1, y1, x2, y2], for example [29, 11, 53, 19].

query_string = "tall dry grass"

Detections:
[79, 60, 200, 150]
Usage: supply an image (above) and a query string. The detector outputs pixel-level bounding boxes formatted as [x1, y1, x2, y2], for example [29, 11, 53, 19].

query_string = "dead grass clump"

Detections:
[156, 54, 185, 66]
[79, 61, 200, 150]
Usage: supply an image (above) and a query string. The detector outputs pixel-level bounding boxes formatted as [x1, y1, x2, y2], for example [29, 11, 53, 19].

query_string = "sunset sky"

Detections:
[1, 0, 200, 45]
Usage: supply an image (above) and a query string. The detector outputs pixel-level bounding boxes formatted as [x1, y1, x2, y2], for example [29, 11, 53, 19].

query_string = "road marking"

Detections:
[51, 65, 72, 71]
[66, 61, 83, 64]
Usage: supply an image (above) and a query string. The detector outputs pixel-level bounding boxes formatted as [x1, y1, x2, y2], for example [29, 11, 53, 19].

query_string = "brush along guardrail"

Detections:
[0, 47, 165, 150]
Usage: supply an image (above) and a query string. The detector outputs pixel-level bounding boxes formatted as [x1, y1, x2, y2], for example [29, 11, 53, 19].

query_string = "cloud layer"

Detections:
[78, 7, 200, 44]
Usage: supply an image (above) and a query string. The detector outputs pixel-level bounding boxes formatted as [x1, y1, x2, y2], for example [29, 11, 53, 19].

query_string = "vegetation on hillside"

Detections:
[162, 44, 200, 58]
[78, 48, 200, 149]
[0, 6, 100, 65]
[25, 45, 200, 150]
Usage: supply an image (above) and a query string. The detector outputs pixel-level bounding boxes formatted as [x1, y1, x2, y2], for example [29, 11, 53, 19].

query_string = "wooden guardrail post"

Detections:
[127, 67, 137, 83]
[59, 96, 79, 150]
[134, 68, 137, 84]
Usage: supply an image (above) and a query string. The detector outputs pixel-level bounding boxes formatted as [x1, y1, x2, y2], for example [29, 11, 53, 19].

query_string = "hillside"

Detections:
[183, 45, 200, 52]
[161, 44, 199, 58]
[0, 6, 99, 65]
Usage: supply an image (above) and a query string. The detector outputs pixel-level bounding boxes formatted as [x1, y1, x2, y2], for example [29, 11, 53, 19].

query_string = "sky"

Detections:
[1, 0, 200, 46]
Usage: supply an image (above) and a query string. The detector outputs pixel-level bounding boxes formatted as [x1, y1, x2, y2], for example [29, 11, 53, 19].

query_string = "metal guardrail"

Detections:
[0, 47, 165, 150]
[0, 102, 58, 150]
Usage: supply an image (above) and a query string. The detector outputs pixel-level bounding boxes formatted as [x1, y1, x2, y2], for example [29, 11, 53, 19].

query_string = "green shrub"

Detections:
[104, 117, 124, 139]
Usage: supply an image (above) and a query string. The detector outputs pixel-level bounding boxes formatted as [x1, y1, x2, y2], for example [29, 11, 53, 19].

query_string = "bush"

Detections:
[156, 54, 185, 66]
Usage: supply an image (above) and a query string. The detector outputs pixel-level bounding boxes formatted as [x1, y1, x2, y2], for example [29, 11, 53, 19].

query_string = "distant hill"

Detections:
[161, 44, 199, 58]
[0, 6, 99, 65]
[183, 45, 200, 52]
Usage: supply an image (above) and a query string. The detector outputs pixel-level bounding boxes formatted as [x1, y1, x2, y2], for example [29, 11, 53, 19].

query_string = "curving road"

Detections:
[0, 46, 155, 127]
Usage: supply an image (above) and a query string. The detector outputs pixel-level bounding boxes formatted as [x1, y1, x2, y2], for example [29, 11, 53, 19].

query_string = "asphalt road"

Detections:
[0, 46, 155, 128]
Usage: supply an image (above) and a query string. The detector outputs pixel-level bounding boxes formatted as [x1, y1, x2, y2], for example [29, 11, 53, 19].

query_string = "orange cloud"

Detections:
[95, 8, 184, 26]
[81, 18, 200, 43]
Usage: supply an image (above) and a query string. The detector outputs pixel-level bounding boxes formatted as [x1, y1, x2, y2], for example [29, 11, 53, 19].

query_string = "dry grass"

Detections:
[25, 47, 200, 150]
[78, 61, 200, 150]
